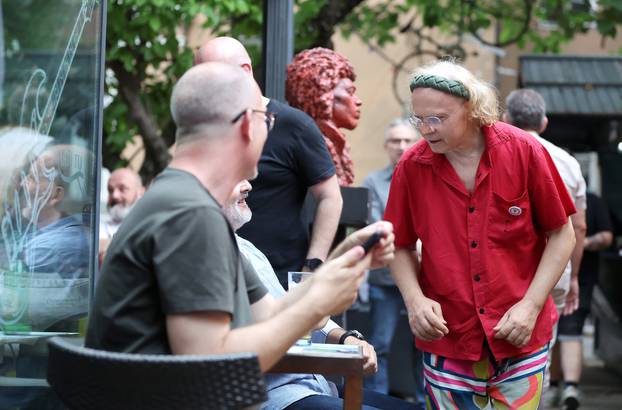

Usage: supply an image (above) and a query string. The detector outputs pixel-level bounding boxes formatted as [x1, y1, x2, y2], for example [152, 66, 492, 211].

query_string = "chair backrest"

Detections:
[47, 337, 267, 410]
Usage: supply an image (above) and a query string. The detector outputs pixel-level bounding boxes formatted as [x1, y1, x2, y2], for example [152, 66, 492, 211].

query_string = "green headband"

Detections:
[410, 74, 470, 100]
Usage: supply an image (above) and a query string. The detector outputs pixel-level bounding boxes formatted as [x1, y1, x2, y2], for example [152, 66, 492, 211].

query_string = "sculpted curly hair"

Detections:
[286, 47, 356, 121]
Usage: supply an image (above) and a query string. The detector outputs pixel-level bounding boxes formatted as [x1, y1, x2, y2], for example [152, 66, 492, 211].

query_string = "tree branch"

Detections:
[109, 59, 171, 178]
[308, 0, 365, 49]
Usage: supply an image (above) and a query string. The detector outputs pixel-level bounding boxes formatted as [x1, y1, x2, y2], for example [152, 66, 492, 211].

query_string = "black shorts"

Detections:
[557, 307, 590, 337]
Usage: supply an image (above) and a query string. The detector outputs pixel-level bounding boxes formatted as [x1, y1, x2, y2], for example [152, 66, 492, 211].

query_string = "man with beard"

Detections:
[224, 179, 419, 410]
[99, 168, 144, 260]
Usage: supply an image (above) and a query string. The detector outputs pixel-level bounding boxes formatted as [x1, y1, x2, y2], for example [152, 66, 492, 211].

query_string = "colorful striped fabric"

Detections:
[422, 344, 548, 409]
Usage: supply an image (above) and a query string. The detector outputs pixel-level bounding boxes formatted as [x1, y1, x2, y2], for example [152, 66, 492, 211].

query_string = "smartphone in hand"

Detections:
[361, 231, 382, 254]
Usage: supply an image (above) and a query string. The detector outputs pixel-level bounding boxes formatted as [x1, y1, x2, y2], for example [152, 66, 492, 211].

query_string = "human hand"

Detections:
[331, 221, 395, 269]
[583, 236, 595, 251]
[310, 246, 370, 316]
[562, 277, 579, 316]
[493, 299, 540, 347]
[344, 337, 378, 375]
[406, 295, 448, 341]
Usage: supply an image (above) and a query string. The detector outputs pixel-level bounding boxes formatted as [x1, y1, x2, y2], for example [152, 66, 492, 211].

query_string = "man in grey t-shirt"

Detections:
[86, 62, 396, 374]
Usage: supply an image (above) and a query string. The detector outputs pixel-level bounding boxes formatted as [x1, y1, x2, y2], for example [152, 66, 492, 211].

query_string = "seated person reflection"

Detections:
[225, 179, 420, 410]
[1, 143, 90, 331]
[1, 143, 91, 410]
[20, 144, 90, 281]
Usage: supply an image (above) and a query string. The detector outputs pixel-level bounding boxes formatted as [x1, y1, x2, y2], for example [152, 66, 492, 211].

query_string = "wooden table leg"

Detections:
[342, 374, 363, 409]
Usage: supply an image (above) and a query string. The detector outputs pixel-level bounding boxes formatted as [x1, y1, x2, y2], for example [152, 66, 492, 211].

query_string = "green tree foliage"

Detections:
[104, 0, 261, 179]
[342, 0, 622, 54]
[105, 0, 622, 181]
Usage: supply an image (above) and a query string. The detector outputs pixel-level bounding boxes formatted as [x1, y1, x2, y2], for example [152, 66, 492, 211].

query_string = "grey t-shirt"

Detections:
[86, 168, 267, 354]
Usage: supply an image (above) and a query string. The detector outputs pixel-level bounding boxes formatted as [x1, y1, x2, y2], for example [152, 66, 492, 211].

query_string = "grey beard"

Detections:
[108, 203, 133, 223]
[224, 205, 252, 231]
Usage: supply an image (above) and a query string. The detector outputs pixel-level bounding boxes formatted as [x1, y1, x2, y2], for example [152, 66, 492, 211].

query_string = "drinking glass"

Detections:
[288, 271, 313, 346]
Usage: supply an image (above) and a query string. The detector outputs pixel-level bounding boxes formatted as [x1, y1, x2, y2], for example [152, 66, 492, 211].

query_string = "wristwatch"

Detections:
[303, 258, 323, 271]
[338, 329, 365, 344]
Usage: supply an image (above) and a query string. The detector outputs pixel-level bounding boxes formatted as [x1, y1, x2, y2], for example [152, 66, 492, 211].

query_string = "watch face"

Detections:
[351, 330, 364, 340]
[340, 329, 365, 344]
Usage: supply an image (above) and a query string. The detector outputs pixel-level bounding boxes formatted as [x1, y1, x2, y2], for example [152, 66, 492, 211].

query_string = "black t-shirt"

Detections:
[237, 99, 335, 286]
[86, 169, 267, 354]
[579, 192, 613, 300]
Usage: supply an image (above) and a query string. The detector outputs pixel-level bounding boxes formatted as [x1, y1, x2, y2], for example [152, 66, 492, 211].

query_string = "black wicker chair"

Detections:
[46, 337, 267, 410]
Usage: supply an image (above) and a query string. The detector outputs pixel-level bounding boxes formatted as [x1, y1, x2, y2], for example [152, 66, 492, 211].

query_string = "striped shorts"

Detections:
[423, 344, 548, 409]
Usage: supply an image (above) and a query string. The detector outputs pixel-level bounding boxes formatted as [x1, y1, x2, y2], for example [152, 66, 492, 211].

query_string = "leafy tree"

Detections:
[104, 0, 261, 180]
[105, 0, 622, 181]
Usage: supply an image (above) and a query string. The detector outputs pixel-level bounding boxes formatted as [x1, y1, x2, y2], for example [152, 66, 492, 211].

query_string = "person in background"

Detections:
[99, 167, 144, 261]
[551, 190, 613, 410]
[503, 88, 587, 405]
[385, 60, 576, 408]
[504, 89, 587, 319]
[362, 118, 424, 405]
[225, 179, 420, 410]
[195, 37, 342, 288]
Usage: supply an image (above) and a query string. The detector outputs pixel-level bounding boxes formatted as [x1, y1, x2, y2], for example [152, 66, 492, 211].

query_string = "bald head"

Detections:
[108, 167, 144, 208]
[194, 37, 252, 73]
[170, 62, 258, 145]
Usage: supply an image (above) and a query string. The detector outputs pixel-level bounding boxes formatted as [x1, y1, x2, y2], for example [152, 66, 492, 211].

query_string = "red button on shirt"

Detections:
[385, 122, 575, 361]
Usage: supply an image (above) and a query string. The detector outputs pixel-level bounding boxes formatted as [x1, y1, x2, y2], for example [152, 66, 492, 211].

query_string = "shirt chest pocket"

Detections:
[488, 190, 536, 248]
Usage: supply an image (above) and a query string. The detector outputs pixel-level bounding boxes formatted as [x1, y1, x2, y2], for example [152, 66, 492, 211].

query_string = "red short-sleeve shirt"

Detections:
[384, 122, 575, 361]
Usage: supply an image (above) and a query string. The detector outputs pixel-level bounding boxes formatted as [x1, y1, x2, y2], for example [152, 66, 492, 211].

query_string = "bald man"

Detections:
[195, 37, 343, 288]
[86, 62, 394, 379]
[99, 167, 145, 261]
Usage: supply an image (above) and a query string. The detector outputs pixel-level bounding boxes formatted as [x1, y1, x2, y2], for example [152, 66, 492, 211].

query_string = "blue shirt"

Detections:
[362, 165, 394, 286]
[235, 235, 339, 409]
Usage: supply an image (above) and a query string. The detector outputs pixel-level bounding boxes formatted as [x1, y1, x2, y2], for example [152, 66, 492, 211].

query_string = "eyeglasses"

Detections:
[231, 109, 276, 132]
[408, 114, 445, 130]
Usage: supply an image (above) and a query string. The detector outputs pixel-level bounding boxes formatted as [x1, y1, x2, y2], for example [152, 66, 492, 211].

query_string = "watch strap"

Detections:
[338, 329, 365, 344]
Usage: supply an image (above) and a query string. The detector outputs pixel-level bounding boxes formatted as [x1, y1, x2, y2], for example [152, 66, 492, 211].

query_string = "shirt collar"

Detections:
[382, 164, 394, 180]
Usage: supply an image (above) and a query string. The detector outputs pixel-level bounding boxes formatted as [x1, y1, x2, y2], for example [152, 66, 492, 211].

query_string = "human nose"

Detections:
[418, 122, 435, 134]
[110, 188, 122, 201]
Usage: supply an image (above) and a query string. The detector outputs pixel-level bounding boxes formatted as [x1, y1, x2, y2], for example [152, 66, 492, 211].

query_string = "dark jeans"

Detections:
[285, 385, 424, 410]
[365, 285, 425, 405]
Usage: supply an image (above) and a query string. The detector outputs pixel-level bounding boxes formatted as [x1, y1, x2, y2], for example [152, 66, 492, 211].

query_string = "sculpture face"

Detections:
[332, 78, 361, 130]
[286, 47, 357, 124]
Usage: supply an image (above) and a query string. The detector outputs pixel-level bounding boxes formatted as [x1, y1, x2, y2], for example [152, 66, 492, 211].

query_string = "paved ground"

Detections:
[544, 320, 622, 410]
[574, 364, 622, 410]
[347, 307, 622, 408]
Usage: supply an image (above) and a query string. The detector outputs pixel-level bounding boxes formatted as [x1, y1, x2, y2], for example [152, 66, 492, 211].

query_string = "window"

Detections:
[0, 1, 105, 407]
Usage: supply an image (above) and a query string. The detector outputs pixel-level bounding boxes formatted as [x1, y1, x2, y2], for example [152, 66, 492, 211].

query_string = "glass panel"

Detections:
[0, 0, 104, 407]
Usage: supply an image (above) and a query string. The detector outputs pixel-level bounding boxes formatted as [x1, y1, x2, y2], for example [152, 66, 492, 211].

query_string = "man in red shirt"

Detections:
[384, 60, 576, 409]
